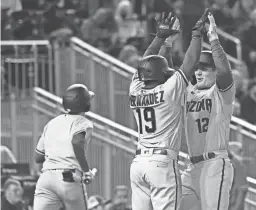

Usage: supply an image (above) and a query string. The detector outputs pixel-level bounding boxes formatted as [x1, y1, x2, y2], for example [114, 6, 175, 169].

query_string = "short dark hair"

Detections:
[3, 179, 21, 191]
[114, 185, 129, 195]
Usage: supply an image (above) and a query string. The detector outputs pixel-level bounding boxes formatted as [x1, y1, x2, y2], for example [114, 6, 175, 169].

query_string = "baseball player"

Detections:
[129, 10, 209, 210]
[177, 13, 235, 210]
[33, 84, 96, 210]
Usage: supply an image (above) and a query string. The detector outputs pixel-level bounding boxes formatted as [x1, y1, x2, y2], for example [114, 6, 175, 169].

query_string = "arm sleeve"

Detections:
[72, 118, 94, 136]
[143, 37, 165, 57]
[163, 70, 188, 104]
[211, 39, 234, 91]
[35, 125, 47, 155]
[216, 82, 236, 105]
[129, 71, 144, 95]
[158, 45, 174, 68]
[180, 36, 202, 81]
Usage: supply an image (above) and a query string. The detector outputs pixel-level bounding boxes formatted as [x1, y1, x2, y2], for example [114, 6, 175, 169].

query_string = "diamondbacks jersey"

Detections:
[129, 70, 188, 152]
[186, 82, 235, 156]
[36, 114, 93, 171]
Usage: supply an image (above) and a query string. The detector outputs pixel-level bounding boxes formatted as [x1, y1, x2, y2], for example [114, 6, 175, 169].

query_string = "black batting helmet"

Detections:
[199, 50, 215, 68]
[62, 84, 95, 113]
[137, 55, 173, 84]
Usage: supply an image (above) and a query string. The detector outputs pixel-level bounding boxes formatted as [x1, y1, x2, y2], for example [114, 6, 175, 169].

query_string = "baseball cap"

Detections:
[199, 50, 215, 67]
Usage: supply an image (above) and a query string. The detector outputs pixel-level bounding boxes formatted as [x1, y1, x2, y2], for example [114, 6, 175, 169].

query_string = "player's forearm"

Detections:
[211, 39, 233, 90]
[35, 152, 45, 163]
[180, 35, 202, 80]
[72, 143, 89, 172]
[159, 45, 174, 68]
[143, 37, 165, 57]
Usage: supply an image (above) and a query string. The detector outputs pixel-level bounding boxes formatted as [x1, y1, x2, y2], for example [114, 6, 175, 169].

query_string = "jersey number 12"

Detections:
[135, 107, 156, 134]
[196, 117, 209, 133]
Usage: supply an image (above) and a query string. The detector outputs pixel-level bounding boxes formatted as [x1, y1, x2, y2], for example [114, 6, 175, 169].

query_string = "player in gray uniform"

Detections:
[34, 84, 96, 210]
[129, 10, 209, 210]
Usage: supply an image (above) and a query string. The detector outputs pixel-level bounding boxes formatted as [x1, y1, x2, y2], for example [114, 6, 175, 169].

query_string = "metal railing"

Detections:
[216, 28, 242, 62]
[1, 40, 55, 98]
[32, 87, 256, 208]
[203, 28, 243, 69]
[54, 36, 256, 175]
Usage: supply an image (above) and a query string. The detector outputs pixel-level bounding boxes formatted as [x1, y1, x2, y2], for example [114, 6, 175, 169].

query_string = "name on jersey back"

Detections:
[130, 91, 165, 107]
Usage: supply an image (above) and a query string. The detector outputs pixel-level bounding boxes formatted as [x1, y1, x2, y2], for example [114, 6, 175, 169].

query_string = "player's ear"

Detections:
[84, 104, 91, 112]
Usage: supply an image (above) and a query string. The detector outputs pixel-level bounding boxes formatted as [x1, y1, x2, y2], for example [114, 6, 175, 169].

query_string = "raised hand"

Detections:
[206, 13, 219, 42]
[164, 17, 181, 46]
[192, 8, 210, 36]
[155, 12, 180, 39]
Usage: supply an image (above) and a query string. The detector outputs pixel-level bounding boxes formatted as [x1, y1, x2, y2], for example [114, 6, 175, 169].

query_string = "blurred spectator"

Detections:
[240, 79, 256, 124]
[115, 0, 133, 23]
[181, 0, 205, 50]
[1, 0, 22, 16]
[231, 0, 256, 27]
[210, 0, 235, 32]
[88, 195, 105, 210]
[232, 69, 245, 116]
[43, 4, 64, 35]
[105, 185, 131, 210]
[228, 142, 248, 210]
[81, 8, 119, 53]
[1, 179, 29, 210]
[240, 9, 256, 78]
[118, 44, 141, 68]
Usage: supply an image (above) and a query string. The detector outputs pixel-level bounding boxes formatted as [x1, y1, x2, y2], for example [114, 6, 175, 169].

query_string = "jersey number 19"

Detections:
[135, 107, 156, 134]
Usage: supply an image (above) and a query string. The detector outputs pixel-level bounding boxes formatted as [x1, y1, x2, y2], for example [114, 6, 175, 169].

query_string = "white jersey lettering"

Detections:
[129, 70, 188, 151]
[185, 82, 235, 156]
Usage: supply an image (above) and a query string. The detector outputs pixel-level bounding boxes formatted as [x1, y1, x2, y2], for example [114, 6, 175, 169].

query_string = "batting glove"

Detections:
[164, 17, 181, 47]
[155, 12, 180, 39]
[83, 168, 97, 184]
[192, 8, 210, 37]
[206, 13, 219, 42]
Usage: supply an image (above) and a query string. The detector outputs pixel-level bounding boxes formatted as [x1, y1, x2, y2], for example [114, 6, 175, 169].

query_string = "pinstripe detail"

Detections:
[176, 69, 189, 86]
[217, 159, 225, 210]
[35, 148, 45, 155]
[173, 160, 178, 210]
[73, 129, 87, 136]
[218, 82, 234, 92]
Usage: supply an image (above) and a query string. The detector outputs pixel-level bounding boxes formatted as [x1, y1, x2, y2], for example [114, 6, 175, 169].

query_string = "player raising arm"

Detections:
[129, 10, 209, 210]
[178, 13, 235, 210]
[34, 84, 96, 210]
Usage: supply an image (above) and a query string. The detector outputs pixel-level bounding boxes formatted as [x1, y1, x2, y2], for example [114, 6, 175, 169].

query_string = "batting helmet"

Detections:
[137, 55, 173, 83]
[62, 84, 95, 113]
[198, 50, 215, 68]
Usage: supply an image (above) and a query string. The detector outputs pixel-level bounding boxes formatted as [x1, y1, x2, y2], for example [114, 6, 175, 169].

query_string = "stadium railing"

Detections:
[61, 37, 256, 174]
[32, 87, 256, 209]
[203, 28, 243, 70]
[1, 37, 255, 176]
[1, 40, 55, 98]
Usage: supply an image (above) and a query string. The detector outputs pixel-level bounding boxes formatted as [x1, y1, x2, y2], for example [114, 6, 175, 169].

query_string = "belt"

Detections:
[190, 152, 216, 164]
[44, 169, 84, 182]
[44, 168, 83, 176]
[45, 168, 76, 173]
[136, 148, 168, 156]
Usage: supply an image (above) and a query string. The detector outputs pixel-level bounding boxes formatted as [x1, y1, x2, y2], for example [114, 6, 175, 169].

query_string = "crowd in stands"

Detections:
[1, 177, 131, 210]
[1, 0, 256, 124]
